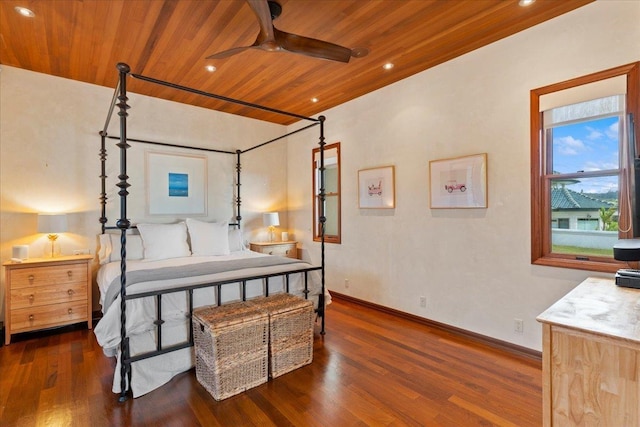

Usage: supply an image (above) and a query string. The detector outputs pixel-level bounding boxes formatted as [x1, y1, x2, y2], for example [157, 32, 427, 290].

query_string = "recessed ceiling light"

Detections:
[205, 65, 216, 72]
[518, 0, 535, 6]
[383, 63, 394, 70]
[311, 98, 319, 103]
[14, 6, 35, 17]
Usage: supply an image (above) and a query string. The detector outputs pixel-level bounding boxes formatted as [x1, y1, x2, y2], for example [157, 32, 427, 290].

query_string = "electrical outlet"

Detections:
[344, 279, 349, 288]
[420, 296, 427, 308]
[514, 318, 524, 334]
[73, 249, 91, 255]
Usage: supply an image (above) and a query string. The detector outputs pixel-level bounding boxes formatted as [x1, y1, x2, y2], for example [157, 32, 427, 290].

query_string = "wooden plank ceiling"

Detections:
[0, 0, 593, 125]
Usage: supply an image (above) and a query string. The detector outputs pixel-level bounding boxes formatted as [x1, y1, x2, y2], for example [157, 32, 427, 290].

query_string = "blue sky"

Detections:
[552, 115, 620, 194]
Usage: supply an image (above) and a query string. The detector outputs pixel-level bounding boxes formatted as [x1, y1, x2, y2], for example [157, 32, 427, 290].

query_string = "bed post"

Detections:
[115, 62, 132, 402]
[235, 149, 242, 227]
[99, 131, 108, 234]
[99, 76, 121, 234]
[318, 116, 326, 335]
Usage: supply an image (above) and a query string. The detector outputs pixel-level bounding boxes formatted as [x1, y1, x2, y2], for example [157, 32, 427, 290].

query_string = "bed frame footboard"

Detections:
[121, 266, 323, 368]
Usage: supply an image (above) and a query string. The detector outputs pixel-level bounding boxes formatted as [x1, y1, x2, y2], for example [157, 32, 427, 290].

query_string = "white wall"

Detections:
[0, 66, 287, 315]
[288, 0, 640, 351]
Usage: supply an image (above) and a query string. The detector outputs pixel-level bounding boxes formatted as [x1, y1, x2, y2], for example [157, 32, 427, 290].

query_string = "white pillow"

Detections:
[186, 218, 230, 256]
[97, 233, 144, 265]
[228, 228, 245, 252]
[109, 234, 145, 263]
[137, 222, 191, 260]
[98, 234, 111, 264]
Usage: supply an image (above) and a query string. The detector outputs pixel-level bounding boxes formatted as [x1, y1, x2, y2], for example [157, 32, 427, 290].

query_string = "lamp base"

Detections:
[45, 235, 62, 257]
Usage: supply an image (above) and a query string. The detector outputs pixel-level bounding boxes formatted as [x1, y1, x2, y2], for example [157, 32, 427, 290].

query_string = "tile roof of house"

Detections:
[551, 186, 614, 210]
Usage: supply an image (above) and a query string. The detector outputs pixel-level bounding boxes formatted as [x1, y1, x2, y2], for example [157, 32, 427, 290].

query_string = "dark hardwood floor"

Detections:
[0, 298, 542, 426]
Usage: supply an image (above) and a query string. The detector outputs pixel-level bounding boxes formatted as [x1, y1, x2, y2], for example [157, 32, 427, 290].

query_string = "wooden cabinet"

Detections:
[3, 255, 93, 345]
[537, 277, 640, 426]
[249, 241, 298, 259]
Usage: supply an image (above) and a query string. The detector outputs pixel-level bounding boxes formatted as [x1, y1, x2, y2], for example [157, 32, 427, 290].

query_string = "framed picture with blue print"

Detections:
[146, 150, 208, 215]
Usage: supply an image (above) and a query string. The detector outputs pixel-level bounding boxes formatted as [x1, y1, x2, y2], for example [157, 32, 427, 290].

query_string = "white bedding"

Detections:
[94, 249, 328, 397]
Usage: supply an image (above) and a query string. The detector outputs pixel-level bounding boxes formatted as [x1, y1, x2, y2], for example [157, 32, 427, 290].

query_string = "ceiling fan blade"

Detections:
[206, 0, 358, 62]
[276, 28, 352, 63]
[206, 45, 255, 60]
[246, 0, 276, 47]
[206, 0, 276, 60]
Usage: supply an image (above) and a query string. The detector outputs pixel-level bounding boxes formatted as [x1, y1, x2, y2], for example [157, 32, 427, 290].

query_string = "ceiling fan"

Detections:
[206, 0, 368, 63]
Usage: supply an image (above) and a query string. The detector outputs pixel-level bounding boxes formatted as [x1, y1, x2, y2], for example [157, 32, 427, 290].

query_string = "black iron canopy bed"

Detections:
[95, 63, 328, 401]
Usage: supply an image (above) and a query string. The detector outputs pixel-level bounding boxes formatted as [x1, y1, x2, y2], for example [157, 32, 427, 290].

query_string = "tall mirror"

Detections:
[313, 142, 341, 244]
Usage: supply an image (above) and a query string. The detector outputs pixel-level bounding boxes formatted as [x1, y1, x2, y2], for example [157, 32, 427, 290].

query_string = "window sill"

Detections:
[314, 237, 341, 244]
[533, 255, 627, 274]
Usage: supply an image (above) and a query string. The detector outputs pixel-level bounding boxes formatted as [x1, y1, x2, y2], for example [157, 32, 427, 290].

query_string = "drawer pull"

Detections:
[68, 289, 74, 296]
[68, 308, 73, 315]
[67, 270, 73, 278]
[29, 294, 35, 301]
[28, 275, 35, 281]
[29, 314, 34, 321]
[268, 251, 273, 255]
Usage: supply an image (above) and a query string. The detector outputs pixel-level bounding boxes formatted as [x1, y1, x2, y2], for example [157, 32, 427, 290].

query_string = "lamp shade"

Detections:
[37, 213, 68, 234]
[262, 212, 280, 227]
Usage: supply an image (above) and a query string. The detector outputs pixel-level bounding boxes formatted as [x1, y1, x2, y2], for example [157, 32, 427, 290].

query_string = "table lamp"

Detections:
[263, 212, 280, 242]
[37, 213, 68, 257]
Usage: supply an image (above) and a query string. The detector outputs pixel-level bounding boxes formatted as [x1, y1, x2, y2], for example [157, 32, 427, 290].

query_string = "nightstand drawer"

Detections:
[10, 282, 87, 309]
[10, 264, 87, 289]
[264, 245, 295, 257]
[250, 242, 297, 259]
[11, 301, 88, 333]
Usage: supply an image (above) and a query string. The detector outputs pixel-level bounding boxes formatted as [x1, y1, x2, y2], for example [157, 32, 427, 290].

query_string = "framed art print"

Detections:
[429, 153, 487, 209]
[358, 166, 395, 209]
[146, 151, 208, 215]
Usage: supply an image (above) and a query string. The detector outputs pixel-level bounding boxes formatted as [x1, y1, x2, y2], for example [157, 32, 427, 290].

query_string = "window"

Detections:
[577, 218, 599, 231]
[313, 142, 340, 243]
[531, 62, 639, 272]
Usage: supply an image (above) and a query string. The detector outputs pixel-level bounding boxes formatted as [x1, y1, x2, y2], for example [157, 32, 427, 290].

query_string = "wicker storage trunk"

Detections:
[192, 301, 268, 400]
[249, 293, 314, 378]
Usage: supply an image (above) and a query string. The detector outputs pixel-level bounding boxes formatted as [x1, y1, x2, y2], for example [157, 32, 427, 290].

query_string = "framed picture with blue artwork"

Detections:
[146, 151, 208, 215]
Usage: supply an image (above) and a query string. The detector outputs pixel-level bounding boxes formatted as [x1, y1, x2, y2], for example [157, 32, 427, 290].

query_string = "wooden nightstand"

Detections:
[249, 241, 298, 259]
[3, 254, 93, 345]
